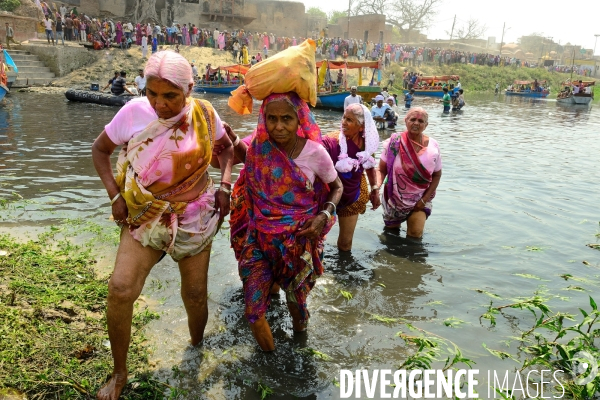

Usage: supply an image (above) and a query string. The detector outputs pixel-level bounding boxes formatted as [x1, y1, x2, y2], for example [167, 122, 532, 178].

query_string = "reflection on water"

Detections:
[1, 92, 599, 398]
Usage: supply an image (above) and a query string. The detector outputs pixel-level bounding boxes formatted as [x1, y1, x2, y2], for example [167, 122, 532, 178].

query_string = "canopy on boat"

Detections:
[206, 64, 250, 75]
[416, 75, 460, 83]
[316, 60, 380, 69]
[514, 80, 547, 85]
[562, 80, 595, 86]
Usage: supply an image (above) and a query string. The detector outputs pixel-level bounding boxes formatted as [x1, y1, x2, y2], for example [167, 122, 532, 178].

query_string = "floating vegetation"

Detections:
[257, 381, 273, 399]
[339, 289, 353, 301]
[443, 317, 466, 328]
[513, 273, 547, 280]
[370, 314, 400, 324]
[587, 243, 600, 250]
[473, 288, 502, 299]
[296, 347, 331, 361]
[482, 343, 517, 361]
[424, 300, 444, 306]
[564, 285, 586, 292]
[377, 282, 386, 288]
[526, 246, 544, 252]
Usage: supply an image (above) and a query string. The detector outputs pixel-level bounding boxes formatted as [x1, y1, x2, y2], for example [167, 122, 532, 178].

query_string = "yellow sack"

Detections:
[228, 39, 317, 115]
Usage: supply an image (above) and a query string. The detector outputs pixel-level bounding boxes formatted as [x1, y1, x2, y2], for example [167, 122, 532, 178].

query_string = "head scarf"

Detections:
[144, 51, 194, 96]
[374, 94, 384, 101]
[245, 92, 326, 235]
[335, 103, 378, 173]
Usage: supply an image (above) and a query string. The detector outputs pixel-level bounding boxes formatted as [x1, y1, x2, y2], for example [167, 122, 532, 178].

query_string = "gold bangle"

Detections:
[218, 186, 231, 195]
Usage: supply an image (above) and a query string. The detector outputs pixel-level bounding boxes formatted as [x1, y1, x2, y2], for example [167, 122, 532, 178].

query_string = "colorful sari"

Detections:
[114, 98, 219, 261]
[236, 92, 334, 324]
[382, 131, 436, 226]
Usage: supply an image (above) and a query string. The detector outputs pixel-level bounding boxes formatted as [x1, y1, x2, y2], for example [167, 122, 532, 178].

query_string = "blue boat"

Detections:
[193, 83, 239, 95]
[402, 75, 460, 98]
[315, 91, 349, 110]
[504, 80, 549, 98]
[0, 83, 9, 101]
[402, 88, 459, 98]
[3, 50, 18, 89]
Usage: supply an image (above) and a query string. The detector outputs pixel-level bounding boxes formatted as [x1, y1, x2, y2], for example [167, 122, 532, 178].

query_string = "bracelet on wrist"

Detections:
[319, 210, 332, 220]
[110, 192, 121, 205]
[420, 198, 426, 206]
[371, 185, 380, 191]
[221, 180, 232, 187]
[323, 201, 336, 215]
[232, 135, 240, 147]
[218, 186, 231, 195]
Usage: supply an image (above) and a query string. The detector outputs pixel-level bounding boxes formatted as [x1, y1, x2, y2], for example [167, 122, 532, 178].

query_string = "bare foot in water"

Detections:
[97, 371, 127, 400]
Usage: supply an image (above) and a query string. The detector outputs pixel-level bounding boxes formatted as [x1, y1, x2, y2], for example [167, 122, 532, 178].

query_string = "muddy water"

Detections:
[1, 92, 600, 399]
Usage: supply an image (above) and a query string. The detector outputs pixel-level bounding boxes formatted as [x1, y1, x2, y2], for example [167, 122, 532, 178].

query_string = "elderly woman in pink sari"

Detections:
[377, 107, 442, 238]
[91, 51, 234, 400]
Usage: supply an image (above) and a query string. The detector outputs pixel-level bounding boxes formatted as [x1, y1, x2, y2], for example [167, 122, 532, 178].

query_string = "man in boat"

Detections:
[110, 71, 135, 96]
[344, 86, 362, 110]
[102, 71, 119, 92]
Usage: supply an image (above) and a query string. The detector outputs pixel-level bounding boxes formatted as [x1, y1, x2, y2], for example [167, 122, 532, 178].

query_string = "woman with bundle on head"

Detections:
[377, 107, 442, 238]
[91, 51, 234, 400]
[322, 103, 381, 251]
[226, 40, 343, 351]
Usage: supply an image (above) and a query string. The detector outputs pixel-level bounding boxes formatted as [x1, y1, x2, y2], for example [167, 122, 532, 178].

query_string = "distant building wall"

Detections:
[243, 0, 305, 37]
[328, 14, 391, 43]
[98, 0, 126, 17]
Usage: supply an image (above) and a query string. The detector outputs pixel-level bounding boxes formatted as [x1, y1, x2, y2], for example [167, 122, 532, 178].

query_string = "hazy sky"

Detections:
[301, 0, 600, 54]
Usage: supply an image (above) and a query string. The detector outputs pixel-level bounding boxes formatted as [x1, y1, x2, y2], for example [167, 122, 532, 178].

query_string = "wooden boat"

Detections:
[403, 75, 460, 98]
[3, 50, 17, 89]
[0, 83, 8, 102]
[315, 60, 381, 109]
[65, 89, 135, 106]
[193, 64, 248, 95]
[556, 81, 594, 105]
[505, 80, 549, 98]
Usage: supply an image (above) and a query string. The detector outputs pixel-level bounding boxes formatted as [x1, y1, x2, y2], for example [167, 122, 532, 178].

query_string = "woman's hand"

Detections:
[370, 189, 381, 210]
[213, 122, 236, 156]
[297, 214, 328, 239]
[214, 189, 231, 223]
[412, 197, 427, 212]
[111, 196, 130, 226]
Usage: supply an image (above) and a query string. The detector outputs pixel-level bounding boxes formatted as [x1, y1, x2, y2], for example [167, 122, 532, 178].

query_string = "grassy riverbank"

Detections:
[383, 63, 598, 99]
[0, 228, 166, 399]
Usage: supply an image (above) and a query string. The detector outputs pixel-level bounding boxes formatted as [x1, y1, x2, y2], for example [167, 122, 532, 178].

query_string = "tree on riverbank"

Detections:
[0, 0, 21, 12]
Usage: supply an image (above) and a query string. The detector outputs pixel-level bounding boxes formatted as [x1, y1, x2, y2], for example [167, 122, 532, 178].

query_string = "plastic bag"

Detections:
[228, 39, 317, 115]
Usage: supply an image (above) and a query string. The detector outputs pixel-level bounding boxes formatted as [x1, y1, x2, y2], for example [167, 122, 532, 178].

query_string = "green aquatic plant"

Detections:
[473, 288, 502, 299]
[443, 317, 466, 328]
[296, 347, 331, 361]
[257, 381, 273, 399]
[513, 273, 546, 280]
[370, 314, 400, 324]
[339, 289, 353, 301]
[526, 246, 544, 252]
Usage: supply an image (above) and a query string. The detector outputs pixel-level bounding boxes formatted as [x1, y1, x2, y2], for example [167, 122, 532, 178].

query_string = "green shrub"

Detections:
[0, 0, 21, 12]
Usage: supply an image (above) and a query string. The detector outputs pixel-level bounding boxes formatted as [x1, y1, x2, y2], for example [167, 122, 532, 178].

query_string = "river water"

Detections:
[1, 92, 599, 399]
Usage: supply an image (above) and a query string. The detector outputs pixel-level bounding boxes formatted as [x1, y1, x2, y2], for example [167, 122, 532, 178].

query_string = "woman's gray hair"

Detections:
[345, 103, 365, 127]
[405, 107, 429, 123]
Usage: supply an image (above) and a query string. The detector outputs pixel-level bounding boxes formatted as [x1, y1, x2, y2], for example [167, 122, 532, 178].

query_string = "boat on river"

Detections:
[315, 60, 381, 109]
[0, 58, 9, 101]
[403, 75, 460, 98]
[556, 81, 594, 105]
[193, 64, 248, 95]
[3, 50, 17, 89]
[64, 89, 135, 106]
[0, 83, 8, 102]
[505, 80, 549, 98]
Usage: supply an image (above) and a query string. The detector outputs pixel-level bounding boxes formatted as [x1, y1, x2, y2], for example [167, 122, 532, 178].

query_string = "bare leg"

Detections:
[249, 316, 275, 351]
[287, 302, 307, 332]
[337, 214, 359, 251]
[406, 211, 427, 238]
[178, 247, 211, 346]
[97, 228, 163, 400]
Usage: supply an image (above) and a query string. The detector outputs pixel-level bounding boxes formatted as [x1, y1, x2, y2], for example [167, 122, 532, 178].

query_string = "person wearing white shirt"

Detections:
[344, 86, 362, 110]
[371, 95, 392, 128]
[134, 69, 146, 96]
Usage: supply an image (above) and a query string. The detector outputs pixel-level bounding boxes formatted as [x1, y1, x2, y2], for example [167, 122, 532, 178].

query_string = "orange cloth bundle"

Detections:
[228, 39, 317, 115]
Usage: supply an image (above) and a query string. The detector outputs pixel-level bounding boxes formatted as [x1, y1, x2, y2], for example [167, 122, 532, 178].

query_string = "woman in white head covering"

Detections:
[322, 103, 381, 251]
